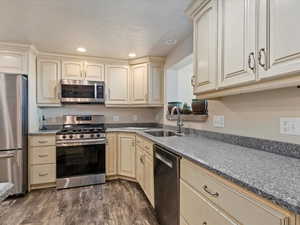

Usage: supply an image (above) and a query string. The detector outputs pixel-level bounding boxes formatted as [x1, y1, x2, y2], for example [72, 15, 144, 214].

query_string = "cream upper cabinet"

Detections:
[218, 0, 257, 88]
[131, 64, 148, 104]
[258, 0, 300, 80]
[118, 133, 136, 178]
[85, 61, 105, 81]
[106, 65, 130, 105]
[148, 63, 163, 105]
[37, 57, 61, 105]
[192, 0, 218, 94]
[62, 59, 83, 80]
[0, 51, 27, 74]
[106, 133, 117, 176]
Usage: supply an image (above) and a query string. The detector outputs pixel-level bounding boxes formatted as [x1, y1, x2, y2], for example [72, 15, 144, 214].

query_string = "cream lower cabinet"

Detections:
[106, 133, 117, 176]
[180, 158, 296, 225]
[117, 133, 136, 178]
[28, 135, 56, 191]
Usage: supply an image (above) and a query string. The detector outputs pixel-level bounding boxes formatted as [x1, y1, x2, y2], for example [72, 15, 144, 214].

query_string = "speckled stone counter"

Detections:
[107, 128, 300, 214]
[0, 183, 14, 202]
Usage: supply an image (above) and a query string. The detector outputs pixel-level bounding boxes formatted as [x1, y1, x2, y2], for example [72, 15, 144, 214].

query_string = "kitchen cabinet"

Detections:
[106, 133, 117, 177]
[148, 63, 163, 105]
[136, 145, 145, 187]
[62, 58, 104, 81]
[192, 0, 218, 94]
[258, 0, 300, 80]
[143, 153, 154, 206]
[180, 158, 294, 225]
[37, 56, 61, 106]
[0, 50, 27, 74]
[218, 0, 256, 88]
[106, 65, 130, 105]
[131, 64, 148, 104]
[117, 133, 136, 178]
[28, 135, 56, 191]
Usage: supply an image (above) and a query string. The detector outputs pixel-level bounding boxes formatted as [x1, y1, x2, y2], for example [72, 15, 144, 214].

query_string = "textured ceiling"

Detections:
[0, 0, 193, 59]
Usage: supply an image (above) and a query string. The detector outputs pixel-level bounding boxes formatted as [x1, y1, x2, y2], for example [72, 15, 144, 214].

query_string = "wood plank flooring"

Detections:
[0, 180, 159, 225]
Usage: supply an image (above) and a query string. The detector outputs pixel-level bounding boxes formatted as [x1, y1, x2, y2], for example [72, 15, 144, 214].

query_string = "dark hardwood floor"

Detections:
[0, 180, 159, 225]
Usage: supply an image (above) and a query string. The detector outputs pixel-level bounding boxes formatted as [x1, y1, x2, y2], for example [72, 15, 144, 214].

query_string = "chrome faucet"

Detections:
[171, 106, 184, 134]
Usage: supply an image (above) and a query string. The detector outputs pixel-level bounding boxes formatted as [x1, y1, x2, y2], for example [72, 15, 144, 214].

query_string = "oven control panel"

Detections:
[56, 132, 106, 141]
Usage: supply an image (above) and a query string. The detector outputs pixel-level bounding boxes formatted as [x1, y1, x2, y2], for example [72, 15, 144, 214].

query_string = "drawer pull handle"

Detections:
[38, 154, 48, 158]
[203, 222, 207, 225]
[38, 141, 48, 144]
[39, 173, 48, 177]
[203, 185, 219, 198]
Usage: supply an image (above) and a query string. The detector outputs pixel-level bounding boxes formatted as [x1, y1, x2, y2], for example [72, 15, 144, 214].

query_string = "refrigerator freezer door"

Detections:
[0, 74, 23, 150]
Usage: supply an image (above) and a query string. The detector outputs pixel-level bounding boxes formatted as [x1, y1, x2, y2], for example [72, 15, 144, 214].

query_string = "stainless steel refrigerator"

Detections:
[0, 73, 28, 195]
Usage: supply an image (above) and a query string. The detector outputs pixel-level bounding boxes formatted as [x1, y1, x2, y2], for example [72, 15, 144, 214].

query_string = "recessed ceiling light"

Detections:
[128, 53, 136, 58]
[165, 39, 177, 45]
[77, 47, 87, 53]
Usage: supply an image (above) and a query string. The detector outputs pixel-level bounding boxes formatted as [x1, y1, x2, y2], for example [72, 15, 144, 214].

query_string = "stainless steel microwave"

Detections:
[61, 80, 105, 104]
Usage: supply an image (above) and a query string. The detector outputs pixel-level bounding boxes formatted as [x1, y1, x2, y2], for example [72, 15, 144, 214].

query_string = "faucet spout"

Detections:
[170, 106, 184, 134]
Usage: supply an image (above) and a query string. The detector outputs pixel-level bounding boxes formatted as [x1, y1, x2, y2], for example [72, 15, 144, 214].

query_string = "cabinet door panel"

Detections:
[131, 64, 147, 104]
[193, 0, 218, 94]
[118, 134, 135, 178]
[218, 0, 256, 88]
[106, 65, 129, 104]
[258, 0, 300, 79]
[62, 60, 83, 80]
[149, 64, 163, 105]
[37, 58, 61, 105]
[144, 154, 154, 207]
[106, 133, 117, 176]
[85, 62, 104, 81]
[136, 146, 144, 188]
[0, 51, 26, 74]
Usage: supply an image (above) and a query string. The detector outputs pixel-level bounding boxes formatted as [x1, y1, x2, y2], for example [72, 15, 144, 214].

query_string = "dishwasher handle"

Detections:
[155, 152, 173, 168]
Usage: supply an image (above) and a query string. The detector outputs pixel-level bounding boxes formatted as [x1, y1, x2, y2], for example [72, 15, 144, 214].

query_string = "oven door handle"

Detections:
[56, 139, 106, 147]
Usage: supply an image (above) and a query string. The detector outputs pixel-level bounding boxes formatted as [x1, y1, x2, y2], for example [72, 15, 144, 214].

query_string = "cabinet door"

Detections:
[144, 154, 154, 207]
[85, 62, 105, 81]
[62, 59, 83, 80]
[218, 0, 256, 88]
[106, 65, 130, 104]
[37, 58, 61, 105]
[148, 64, 163, 105]
[118, 133, 136, 178]
[193, 0, 218, 94]
[258, 0, 300, 80]
[131, 64, 148, 104]
[136, 146, 144, 188]
[106, 133, 117, 176]
[0, 51, 26, 74]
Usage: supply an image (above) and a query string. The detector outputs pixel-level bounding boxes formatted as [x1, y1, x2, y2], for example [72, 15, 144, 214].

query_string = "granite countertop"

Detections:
[0, 183, 14, 202]
[29, 130, 59, 135]
[107, 128, 300, 214]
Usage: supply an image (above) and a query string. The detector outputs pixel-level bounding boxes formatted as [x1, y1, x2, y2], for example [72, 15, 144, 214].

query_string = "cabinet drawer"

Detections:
[136, 135, 144, 148]
[180, 180, 240, 225]
[143, 140, 153, 156]
[31, 164, 56, 185]
[181, 159, 289, 225]
[29, 135, 56, 147]
[30, 146, 56, 165]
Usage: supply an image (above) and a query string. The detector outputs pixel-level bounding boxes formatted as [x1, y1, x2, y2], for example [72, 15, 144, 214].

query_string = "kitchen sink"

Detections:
[145, 130, 177, 137]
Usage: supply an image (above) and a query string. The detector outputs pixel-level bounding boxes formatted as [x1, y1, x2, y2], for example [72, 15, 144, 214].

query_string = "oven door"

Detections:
[56, 142, 106, 189]
[61, 80, 105, 104]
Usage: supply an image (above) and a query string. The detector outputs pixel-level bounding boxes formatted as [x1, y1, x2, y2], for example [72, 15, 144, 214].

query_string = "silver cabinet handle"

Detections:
[248, 52, 256, 71]
[258, 48, 267, 69]
[38, 141, 48, 144]
[203, 185, 219, 198]
[39, 172, 48, 177]
[191, 75, 196, 87]
[0, 153, 14, 159]
[203, 222, 207, 225]
[38, 154, 48, 158]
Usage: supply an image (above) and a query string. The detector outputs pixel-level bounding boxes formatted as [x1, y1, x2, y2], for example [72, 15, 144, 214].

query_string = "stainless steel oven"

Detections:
[61, 79, 105, 104]
[56, 115, 106, 189]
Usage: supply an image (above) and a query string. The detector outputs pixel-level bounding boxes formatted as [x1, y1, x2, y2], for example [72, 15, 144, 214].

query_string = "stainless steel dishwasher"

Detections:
[154, 144, 181, 225]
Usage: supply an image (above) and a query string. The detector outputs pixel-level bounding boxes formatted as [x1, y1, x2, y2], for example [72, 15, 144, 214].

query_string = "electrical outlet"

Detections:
[133, 115, 138, 121]
[280, 118, 300, 135]
[113, 115, 119, 122]
[213, 115, 225, 128]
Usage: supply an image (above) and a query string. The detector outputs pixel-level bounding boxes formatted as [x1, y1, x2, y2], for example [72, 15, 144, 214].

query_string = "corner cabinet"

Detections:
[37, 56, 61, 106]
[106, 133, 117, 176]
[192, 0, 218, 94]
[186, 0, 300, 99]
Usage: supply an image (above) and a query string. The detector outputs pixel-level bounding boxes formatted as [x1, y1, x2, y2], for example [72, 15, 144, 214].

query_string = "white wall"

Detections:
[177, 62, 194, 104]
[163, 34, 300, 145]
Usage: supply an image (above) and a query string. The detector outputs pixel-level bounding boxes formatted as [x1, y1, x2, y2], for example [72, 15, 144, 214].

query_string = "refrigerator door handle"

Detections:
[0, 153, 15, 159]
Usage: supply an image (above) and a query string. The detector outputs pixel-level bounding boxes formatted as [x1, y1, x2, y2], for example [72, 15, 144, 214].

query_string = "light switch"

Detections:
[133, 115, 138, 121]
[280, 117, 300, 135]
[113, 115, 119, 122]
[213, 115, 225, 128]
